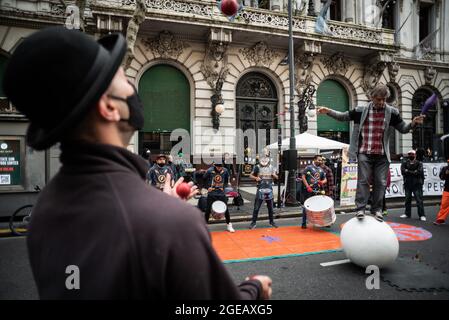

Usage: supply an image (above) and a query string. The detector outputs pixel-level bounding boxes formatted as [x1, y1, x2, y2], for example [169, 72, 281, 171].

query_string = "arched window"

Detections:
[138, 64, 190, 156]
[317, 79, 350, 143]
[412, 88, 437, 152]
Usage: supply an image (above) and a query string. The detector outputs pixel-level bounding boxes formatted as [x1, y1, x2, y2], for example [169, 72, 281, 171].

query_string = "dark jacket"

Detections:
[440, 165, 449, 192]
[27, 142, 262, 299]
[401, 159, 424, 187]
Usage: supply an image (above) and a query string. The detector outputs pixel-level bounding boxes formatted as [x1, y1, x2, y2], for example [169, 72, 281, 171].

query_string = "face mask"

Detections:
[409, 155, 415, 160]
[108, 81, 144, 130]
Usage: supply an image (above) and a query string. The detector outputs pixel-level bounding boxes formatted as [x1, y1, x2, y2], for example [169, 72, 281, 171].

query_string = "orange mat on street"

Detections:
[211, 226, 342, 263]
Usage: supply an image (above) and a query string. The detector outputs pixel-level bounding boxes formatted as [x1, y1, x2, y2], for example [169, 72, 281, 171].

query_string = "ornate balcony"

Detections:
[91, 0, 396, 50]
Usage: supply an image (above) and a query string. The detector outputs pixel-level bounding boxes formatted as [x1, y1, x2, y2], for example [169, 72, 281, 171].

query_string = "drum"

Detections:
[211, 200, 227, 220]
[303, 195, 336, 227]
[258, 188, 273, 200]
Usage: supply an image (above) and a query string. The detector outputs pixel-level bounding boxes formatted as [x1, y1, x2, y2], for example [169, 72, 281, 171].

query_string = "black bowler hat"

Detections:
[2, 27, 127, 150]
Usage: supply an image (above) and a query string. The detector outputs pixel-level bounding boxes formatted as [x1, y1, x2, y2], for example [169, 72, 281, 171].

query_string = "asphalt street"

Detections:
[0, 205, 447, 300]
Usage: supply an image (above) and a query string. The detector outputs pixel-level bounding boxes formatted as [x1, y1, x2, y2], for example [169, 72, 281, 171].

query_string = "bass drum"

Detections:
[303, 195, 336, 227]
[212, 200, 227, 220]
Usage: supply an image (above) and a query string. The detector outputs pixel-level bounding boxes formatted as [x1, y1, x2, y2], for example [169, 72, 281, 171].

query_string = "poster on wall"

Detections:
[0, 139, 22, 186]
[339, 163, 358, 206]
[339, 147, 358, 206]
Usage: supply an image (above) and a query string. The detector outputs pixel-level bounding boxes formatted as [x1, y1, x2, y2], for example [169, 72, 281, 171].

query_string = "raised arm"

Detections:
[390, 109, 425, 134]
[317, 106, 352, 122]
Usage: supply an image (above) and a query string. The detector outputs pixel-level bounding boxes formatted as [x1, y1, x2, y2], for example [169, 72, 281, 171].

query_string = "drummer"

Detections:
[301, 155, 327, 229]
[204, 161, 235, 233]
[147, 154, 174, 191]
[248, 154, 278, 229]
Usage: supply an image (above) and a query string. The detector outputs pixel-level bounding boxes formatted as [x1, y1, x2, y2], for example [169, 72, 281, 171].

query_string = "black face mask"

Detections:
[108, 81, 144, 130]
[409, 156, 415, 160]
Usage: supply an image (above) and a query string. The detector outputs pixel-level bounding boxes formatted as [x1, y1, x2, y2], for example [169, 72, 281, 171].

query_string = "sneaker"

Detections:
[301, 224, 307, 229]
[249, 222, 257, 230]
[227, 223, 235, 233]
[420, 216, 427, 222]
[374, 211, 384, 222]
[433, 220, 445, 226]
[269, 221, 279, 228]
[400, 214, 410, 219]
[356, 210, 365, 220]
[382, 210, 388, 216]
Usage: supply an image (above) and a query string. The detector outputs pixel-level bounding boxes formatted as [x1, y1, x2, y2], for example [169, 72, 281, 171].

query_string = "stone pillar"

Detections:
[271, 0, 281, 11]
[345, 0, 355, 22]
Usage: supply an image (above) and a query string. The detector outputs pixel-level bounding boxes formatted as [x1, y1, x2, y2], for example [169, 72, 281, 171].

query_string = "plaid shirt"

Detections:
[359, 106, 385, 155]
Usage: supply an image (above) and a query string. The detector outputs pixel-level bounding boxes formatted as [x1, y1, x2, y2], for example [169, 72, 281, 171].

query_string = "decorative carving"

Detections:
[211, 68, 227, 130]
[388, 61, 400, 83]
[144, 31, 188, 59]
[298, 84, 316, 134]
[424, 66, 437, 85]
[50, 3, 65, 15]
[0, 100, 21, 116]
[362, 61, 388, 96]
[201, 41, 229, 90]
[321, 52, 350, 75]
[327, 23, 382, 44]
[123, 0, 146, 70]
[295, 52, 315, 93]
[98, 0, 385, 44]
[240, 42, 280, 68]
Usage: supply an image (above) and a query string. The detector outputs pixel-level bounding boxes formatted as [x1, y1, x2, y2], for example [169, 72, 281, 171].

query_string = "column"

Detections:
[345, 0, 354, 23]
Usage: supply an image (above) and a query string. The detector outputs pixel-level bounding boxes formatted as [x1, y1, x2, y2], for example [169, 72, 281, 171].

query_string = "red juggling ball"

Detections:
[176, 182, 191, 199]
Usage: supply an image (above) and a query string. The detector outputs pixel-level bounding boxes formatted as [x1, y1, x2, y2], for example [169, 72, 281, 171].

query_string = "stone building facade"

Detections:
[0, 0, 448, 214]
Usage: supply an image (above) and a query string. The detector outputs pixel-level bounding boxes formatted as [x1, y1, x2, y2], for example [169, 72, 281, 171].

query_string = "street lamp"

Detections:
[284, 0, 299, 206]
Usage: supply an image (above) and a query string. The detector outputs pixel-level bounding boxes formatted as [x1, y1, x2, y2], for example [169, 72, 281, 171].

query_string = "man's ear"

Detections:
[97, 94, 121, 122]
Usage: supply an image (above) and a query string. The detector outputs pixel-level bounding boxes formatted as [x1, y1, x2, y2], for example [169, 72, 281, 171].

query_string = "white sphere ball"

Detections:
[340, 216, 399, 268]
[307, 109, 316, 118]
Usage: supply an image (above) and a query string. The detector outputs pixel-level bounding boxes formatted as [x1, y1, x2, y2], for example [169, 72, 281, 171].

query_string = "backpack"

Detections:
[233, 193, 244, 206]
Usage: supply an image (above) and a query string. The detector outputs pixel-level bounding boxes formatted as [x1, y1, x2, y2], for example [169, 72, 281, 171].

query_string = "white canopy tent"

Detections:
[266, 132, 349, 154]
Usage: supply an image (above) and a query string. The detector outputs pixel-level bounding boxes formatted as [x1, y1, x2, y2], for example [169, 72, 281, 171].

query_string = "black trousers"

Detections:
[205, 193, 231, 224]
[404, 184, 425, 218]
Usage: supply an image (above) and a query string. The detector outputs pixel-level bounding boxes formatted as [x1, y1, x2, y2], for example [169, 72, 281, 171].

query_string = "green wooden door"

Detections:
[317, 80, 349, 132]
[138, 65, 190, 133]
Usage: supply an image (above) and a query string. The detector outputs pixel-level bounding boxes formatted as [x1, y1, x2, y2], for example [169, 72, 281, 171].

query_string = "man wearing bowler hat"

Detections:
[3, 27, 272, 300]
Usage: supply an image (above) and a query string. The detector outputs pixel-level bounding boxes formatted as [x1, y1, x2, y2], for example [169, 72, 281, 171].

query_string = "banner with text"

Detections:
[339, 161, 446, 206]
[386, 162, 446, 198]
